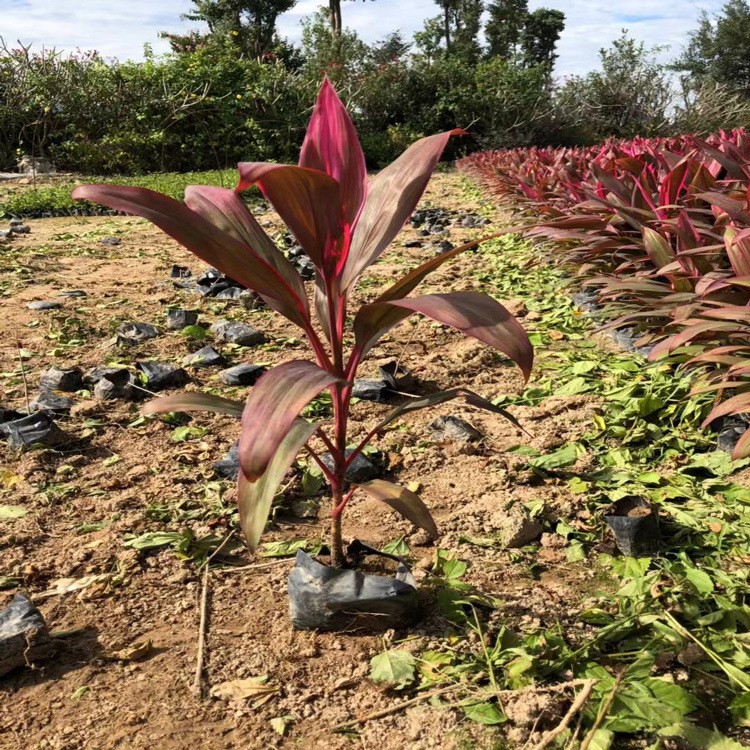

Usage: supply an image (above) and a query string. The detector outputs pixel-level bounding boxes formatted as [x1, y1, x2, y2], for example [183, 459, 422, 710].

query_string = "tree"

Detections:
[164, 0, 296, 59]
[673, 0, 750, 96]
[521, 8, 565, 69]
[369, 31, 411, 65]
[422, 0, 484, 61]
[554, 32, 673, 141]
[485, 0, 528, 59]
[328, 1, 377, 36]
[485, 2, 564, 70]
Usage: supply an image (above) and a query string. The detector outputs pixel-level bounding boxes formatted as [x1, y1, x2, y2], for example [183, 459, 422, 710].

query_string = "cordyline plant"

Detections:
[73, 80, 533, 567]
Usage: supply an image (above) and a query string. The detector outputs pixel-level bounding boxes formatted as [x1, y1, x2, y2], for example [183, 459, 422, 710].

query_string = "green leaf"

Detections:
[528, 443, 583, 470]
[180, 325, 208, 340]
[731, 693, 750, 727]
[381, 538, 410, 557]
[259, 539, 320, 558]
[462, 701, 506, 725]
[0, 505, 28, 520]
[554, 376, 592, 396]
[585, 729, 614, 750]
[170, 426, 209, 442]
[124, 532, 182, 550]
[369, 650, 416, 688]
[660, 721, 746, 749]
[683, 565, 715, 595]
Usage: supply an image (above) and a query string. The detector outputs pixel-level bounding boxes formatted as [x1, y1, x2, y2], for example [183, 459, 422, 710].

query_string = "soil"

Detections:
[1, 171, 607, 749]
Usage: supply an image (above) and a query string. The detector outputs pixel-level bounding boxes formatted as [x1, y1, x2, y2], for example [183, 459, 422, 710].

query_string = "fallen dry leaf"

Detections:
[35, 574, 110, 600]
[104, 640, 153, 662]
[210, 676, 278, 706]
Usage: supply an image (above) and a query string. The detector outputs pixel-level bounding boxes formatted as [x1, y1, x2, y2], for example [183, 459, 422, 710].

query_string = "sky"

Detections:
[0, 0, 727, 78]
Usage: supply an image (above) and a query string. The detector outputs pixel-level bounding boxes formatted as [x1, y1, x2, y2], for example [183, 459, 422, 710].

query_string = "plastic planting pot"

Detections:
[604, 496, 660, 557]
[287, 541, 419, 632]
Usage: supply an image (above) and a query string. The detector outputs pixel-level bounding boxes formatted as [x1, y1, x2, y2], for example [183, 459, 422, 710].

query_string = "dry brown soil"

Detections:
[1, 172, 603, 750]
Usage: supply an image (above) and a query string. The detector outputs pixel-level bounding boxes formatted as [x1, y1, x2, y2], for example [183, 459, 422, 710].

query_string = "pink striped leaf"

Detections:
[72, 184, 309, 327]
[353, 291, 533, 381]
[238, 419, 318, 551]
[239, 360, 344, 481]
[341, 129, 463, 290]
[300, 78, 367, 230]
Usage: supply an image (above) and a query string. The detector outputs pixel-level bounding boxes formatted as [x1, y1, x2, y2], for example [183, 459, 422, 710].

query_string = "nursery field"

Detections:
[1, 170, 750, 750]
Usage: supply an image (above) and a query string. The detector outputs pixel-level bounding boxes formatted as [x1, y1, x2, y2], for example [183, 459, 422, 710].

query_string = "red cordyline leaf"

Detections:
[724, 227, 750, 277]
[353, 291, 533, 381]
[239, 360, 344, 482]
[238, 419, 318, 551]
[732, 427, 750, 459]
[235, 163, 341, 275]
[142, 393, 244, 417]
[702, 391, 750, 428]
[299, 78, 367, 235]
[71, 185, 309, 328]
[341, 129, 464, 290]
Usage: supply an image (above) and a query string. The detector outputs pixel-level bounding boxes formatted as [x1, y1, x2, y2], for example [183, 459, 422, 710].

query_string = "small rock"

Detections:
[166, 309, 199, 330]
[135, 362, 189, 391]
[39, 367, 83, 392]
[0, 412, 66, 450]
[352, 379, 389, 402]
[494, 509, 543, 549]
[116, 322, 159, 345]
[29, 391, 74, 414]
[100, 236, 121, 246]
[214, 444, 240, 480]
[93, 370, 133, 400]
[170, 265, 192, 278]
[320, 450, 379, 483]
[430, 415, 483, 444]
[404, 240, 423, 248]
[210, 321, 264, 347]
[220, 363, 266, 386]
[0, 595, 55, 677]
[435, 240, 455, 254]
[502, 299, 529, 318]
[58, 290, 87, 298]
[183, 346, 225, 368]
[27, 300, 62, 311]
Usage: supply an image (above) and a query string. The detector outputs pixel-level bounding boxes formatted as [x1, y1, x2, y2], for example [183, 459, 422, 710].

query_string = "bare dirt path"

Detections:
[1, 172, 606, 750]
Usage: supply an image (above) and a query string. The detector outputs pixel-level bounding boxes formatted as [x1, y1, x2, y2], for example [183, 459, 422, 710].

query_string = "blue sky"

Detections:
[0, 0, 725, 78]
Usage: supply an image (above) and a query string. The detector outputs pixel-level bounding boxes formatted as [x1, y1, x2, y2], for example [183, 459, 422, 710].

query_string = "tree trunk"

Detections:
[329, 0, 342, 36]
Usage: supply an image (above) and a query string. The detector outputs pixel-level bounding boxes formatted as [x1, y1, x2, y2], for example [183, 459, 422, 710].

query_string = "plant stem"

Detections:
[330, 499, 344, 568]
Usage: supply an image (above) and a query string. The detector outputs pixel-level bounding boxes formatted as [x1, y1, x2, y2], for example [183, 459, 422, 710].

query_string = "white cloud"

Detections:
[0, 0, 728, 76]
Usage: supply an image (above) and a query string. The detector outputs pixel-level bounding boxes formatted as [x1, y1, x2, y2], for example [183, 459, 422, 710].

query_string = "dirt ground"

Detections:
[1, 171, 605, 750]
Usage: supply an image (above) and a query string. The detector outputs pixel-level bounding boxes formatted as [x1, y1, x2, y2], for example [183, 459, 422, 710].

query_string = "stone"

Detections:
[352, 379, 389, 402]
[435, 240, 454, 254]
[170, 264, 192, 278]
[27, 300, 62, 311]
[58, 290, 87, 298]
[0, 595, 55, 678]
[166, 309, 199, 330]
[17, 156, 55, 175]
[93, 370, 133, 401]
[404, 240, 423, 248]
[0, 412, 66, 450]
[116, 322, 159, 345]
[501, 299, 529, 318]
[214, 444, 240, 480]
[83, 366, 129, 386]
[430, 415, 483, 444]
[493, 508, 543, 549]
[29, 391, 74, 414]
[210, 320, 264, 347]
[100, 236, 121, 246]
[220, 363, 266, 386]
[320, 450, 380, 483]
[135, 362, 189, 391]
[183, 346, 225, 368]
[39, 367, 83, 392]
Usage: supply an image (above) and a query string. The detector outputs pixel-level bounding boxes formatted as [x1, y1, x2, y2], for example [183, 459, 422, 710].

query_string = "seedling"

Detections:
[73, 80, 533, 567]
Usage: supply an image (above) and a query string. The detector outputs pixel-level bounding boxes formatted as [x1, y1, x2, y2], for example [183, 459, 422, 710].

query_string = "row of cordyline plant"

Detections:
[74, 80, 533, 565]
[459, 129, 750, 457]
